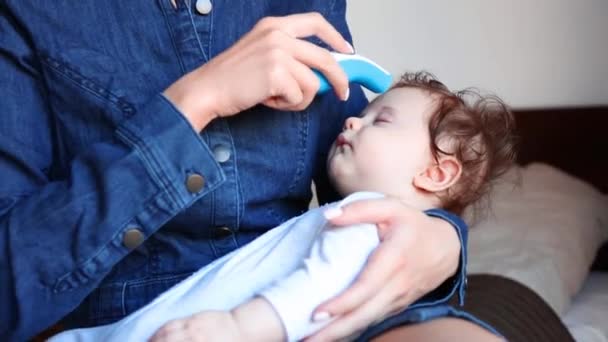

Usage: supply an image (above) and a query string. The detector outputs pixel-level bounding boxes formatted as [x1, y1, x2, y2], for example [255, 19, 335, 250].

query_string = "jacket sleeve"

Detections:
[0, 11, 224, 341]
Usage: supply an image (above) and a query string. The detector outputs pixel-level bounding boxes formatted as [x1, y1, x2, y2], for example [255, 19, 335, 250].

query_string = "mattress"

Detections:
[563, 272, 608, 342]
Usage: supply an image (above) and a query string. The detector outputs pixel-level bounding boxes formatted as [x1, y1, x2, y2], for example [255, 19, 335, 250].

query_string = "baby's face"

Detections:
[327, 87, 436, 197]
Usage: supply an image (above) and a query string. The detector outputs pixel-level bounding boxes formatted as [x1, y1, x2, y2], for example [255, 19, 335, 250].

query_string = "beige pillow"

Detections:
[467, 163, 608, 314]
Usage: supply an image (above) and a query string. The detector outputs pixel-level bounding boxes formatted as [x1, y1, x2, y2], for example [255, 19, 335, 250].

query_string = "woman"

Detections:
[0, 1, 569, 341]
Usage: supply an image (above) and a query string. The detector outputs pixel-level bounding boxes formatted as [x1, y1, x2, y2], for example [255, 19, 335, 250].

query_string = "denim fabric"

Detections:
[0, 1, 469, 340]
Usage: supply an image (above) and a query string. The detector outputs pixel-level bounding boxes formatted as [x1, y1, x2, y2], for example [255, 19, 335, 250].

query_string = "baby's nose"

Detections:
[344, 116, 362, 131]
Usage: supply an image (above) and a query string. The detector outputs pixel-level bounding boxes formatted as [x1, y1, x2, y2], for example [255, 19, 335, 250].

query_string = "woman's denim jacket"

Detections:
[0, 1, 467, 340]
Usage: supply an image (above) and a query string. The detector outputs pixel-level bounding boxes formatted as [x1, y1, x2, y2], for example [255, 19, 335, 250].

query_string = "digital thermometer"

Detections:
[315, 52, 392, 94]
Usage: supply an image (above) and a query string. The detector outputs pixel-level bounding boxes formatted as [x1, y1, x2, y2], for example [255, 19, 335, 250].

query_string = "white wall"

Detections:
[347, 0, 608, 108]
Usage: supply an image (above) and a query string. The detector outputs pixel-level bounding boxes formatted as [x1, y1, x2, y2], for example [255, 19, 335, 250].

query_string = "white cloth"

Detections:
[50, 191, 381, 342]
[563, 272, 608, 342]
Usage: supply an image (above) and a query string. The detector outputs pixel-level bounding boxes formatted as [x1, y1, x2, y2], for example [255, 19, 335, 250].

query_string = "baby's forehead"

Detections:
[362, 87, 437, 116]
[385, 86, 437, 102]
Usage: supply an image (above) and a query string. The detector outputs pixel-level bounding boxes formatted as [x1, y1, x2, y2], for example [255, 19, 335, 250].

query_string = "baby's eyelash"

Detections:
[375, 113, 393, 122]
[373, 117, 390, 124]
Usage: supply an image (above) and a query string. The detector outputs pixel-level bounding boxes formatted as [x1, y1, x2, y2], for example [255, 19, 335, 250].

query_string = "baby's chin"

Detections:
[327, 169, 352, 197]
[328, 170, 364, 197]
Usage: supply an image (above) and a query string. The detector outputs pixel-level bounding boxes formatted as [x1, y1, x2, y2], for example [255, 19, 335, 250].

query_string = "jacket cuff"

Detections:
[115, 94, 225, 212]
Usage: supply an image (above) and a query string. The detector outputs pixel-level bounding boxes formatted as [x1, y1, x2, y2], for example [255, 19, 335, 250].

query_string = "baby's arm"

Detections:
[230, 297, 286, 341]
[187, 222, 379, 342]
[259, 222, 379, 341]
[185, 297, 285, 342]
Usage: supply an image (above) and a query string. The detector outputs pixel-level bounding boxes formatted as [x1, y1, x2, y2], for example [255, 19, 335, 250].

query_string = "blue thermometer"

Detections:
[315, 52, 392, 94]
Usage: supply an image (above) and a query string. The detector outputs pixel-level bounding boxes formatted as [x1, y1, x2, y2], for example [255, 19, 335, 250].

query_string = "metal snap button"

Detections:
[212, 145, 231, 163]
[123, 228, 145, 250]
[195, 0, 212, 15]
[186, 174, 205, 193]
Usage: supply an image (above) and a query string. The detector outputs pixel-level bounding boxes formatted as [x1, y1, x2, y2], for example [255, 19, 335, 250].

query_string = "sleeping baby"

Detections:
[51, 71, 516, 342]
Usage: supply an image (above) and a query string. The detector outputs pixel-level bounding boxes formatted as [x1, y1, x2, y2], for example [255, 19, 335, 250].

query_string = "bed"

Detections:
[467, 106, 608, 341]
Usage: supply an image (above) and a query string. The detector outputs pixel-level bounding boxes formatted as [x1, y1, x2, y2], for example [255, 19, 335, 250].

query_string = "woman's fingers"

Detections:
[306, 197, 463, 341]
[163, 12, 353, 130]
[257, 12, 354, 54]
[262, 52, 319, 110]
[288, 38, 349, 100]
[261, 49, 305, 109]
[255, 24, 349, 101]
[305, 278, 396, 342]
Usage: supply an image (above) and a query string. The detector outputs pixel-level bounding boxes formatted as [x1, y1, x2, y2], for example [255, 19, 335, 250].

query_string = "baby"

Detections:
[51, 72, 516, 342]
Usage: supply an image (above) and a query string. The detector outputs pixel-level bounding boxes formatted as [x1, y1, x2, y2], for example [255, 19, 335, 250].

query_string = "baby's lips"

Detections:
[335, 133, 351, 148]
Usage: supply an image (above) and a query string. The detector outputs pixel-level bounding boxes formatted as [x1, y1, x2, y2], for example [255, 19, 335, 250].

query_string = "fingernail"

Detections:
[342, 88, 350, 101]
[324, 207, 343, 220]
[346, 42, 355, 54]
[313, 311, 332, 322]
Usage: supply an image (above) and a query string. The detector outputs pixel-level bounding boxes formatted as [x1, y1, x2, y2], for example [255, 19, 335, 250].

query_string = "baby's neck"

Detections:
[342, 188, 439, 211]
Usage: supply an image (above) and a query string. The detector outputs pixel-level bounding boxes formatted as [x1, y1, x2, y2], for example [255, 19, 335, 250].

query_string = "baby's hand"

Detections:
[149, 311, 243, 342]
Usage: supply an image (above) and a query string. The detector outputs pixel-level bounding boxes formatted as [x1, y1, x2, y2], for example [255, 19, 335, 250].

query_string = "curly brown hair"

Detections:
[391, 71, 517, 215]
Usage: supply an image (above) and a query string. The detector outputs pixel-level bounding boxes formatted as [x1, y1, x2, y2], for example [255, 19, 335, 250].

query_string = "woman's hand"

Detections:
[163, 12, 353, 132]
[305, 197, 462, 342]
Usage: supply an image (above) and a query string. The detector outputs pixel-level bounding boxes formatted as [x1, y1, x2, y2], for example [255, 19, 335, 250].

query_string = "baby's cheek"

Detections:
[357, 155, 385, 180]
[361, 147, 391, 167]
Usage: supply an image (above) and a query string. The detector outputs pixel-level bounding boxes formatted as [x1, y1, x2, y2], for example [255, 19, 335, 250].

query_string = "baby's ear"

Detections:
[413, 156, 462, 193]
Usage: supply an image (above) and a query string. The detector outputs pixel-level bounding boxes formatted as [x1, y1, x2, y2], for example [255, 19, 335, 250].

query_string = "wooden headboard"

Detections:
[513, 106, 608, 270]
[514, 106, 608, 193]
